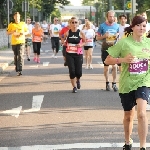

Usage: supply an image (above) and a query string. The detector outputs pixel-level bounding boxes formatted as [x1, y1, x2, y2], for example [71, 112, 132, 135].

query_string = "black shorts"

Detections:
[118, 63, 121, 66]
[62, 46, 67, 57]
[101, 50, 109, 66]
[44, 32, 48, 35]
[119, 86, 149, 111]
[84, 46, 93, 50]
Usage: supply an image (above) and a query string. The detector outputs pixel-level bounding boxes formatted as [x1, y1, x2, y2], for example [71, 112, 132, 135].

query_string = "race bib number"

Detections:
[129, 58, 148, 74]
[67, 43, 78, 53]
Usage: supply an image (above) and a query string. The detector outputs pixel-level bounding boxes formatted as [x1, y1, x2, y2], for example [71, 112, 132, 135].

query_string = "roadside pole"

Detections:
[7, 0, 10, 48]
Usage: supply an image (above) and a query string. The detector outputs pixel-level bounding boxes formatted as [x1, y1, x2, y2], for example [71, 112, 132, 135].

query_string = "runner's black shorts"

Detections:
[101, 50, 121, 66]
[62, 46, 67, 57]
[44, 32, 48, 35]
[84, 46, 93, 50]
[119, 86, 149, 111]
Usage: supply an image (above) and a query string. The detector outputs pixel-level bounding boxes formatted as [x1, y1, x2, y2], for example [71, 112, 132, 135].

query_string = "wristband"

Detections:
[116, 58, 119, 64]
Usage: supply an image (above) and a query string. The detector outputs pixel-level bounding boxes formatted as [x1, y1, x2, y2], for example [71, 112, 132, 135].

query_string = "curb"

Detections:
[0, 60, 13, 73]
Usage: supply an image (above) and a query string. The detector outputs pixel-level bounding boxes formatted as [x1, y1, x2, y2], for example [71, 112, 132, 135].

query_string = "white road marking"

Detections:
[2, 106, 22, 118]
[1, 143, 150, 149]
[29, 65, 38, 68]
[43, 62, 49, 66]
[45, 50, 51, 52]
[146, 104, 150, 110]
[23, 95, 44, 112]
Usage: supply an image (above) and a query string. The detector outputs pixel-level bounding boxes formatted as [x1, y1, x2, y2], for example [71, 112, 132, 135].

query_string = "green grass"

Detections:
[0, 46, 8, 51]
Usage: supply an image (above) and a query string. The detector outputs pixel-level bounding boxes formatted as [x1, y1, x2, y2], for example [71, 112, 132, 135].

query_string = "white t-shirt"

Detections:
[26, 24, 33, 39]
[119, 24, 130, 39]
[83, 29, 95, 46]
[146, 23, 150, 33]
[50, 24, 61, 37]
[41, 23, 49, 32]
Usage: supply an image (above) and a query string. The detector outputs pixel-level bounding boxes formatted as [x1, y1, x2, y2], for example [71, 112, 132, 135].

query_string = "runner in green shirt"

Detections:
[105, 15, 150, 150]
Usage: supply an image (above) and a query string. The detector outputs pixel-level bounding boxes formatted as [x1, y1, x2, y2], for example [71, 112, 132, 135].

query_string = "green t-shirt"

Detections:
[107, 35, 150, 93]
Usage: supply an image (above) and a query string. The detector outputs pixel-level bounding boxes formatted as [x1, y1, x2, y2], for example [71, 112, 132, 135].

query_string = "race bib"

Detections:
[129, 58, 148, 74]
[67, 43, 78, 53]
[33, 36, 41, 42]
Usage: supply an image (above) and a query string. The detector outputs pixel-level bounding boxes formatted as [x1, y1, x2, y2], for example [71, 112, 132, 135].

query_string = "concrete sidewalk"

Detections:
[0, 49, 13, 72]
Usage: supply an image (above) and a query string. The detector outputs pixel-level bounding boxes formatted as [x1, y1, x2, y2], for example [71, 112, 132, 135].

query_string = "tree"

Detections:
[0, 0, 70, 28]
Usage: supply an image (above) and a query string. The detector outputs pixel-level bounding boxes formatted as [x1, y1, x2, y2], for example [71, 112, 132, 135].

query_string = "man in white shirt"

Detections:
[41, 20, 49, 43]
[25, 17, 33, 61]
[49, 17, 61, 58]
[118, 14, 129, 39]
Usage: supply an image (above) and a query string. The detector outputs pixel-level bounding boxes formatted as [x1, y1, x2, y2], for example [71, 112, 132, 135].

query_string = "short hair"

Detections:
[13, 12, 20, 16]
[106, 10, 115, 18]
[71, 17, 77, 20]
[119, 14, 127, 19]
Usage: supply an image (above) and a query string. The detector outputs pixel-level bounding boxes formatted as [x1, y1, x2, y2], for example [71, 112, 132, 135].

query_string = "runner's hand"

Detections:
[124, 53, 134, 63]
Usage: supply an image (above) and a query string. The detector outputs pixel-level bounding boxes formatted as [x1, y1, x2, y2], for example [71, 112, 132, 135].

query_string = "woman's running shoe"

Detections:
[37, 58, 40, 63]
[140, 148, 146, 150]
[33, 57, 37, 62]
[72, 87, 77, 93]
[123, 138, 133, 150]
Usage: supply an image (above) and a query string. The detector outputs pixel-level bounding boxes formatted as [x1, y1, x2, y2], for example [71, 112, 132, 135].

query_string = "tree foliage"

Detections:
[82, 0, 150, 24]
[0, 0, 70, 28]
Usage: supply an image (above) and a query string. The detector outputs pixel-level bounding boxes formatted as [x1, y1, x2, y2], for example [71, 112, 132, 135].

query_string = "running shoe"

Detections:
[112, 83, 118, 92]
[76, 80, 81, 89]
[17, 71, 22, 76]
[37, 58, 40, 63]
[51, 54, 55, 58]
[54, 56, 57, 59]
[123, 138, 133, 150]
[106, 84, 111, 91]
[140, 148, 146, 150]
[85, 65, 89, 69]
[89, 64, 93, 69]
[27, 58, 30, 61]
[72, 87, 77, 93]
[33, 57, 37, 62]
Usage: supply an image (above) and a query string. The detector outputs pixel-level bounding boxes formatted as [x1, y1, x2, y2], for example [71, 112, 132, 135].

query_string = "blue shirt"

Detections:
[98, 22, 119, 36]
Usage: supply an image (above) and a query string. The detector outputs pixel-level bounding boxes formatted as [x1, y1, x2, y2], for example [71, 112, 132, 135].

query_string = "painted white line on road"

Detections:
[45, 50, 51, 52]
[43, 62, 49, 66]
[2, 106, 22, 118]
[146, 104, 150, 110]
[23, 95, 44, 113]
[1, 143, 150, 149]
[29, 65, 38, 68]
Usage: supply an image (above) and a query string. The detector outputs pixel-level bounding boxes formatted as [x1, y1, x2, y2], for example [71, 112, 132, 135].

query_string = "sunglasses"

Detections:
[55, 20, 58, 21]
[71, 21, 78, 24]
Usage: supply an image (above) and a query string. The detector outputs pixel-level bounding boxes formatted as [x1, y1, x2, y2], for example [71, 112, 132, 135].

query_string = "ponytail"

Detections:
[124, 26, 133, 37]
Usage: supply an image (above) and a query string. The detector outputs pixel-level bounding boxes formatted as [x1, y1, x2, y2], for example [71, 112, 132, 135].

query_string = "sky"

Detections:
[70, 0, 82, 6]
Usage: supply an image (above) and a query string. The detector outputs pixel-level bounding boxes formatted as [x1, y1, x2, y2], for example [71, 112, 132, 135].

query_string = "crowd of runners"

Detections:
[6, 10, 150, 150]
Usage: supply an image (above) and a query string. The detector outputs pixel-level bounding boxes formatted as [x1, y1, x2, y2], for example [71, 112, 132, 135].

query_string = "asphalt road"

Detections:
[0, 39, 150, 150]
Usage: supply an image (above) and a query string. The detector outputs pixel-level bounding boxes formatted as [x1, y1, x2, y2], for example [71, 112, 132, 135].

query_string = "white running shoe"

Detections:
[54, 56, 57, 59]
[51, 54, 55, 58]
[89, 64, 93, 69]
[85, 65, 89, 69]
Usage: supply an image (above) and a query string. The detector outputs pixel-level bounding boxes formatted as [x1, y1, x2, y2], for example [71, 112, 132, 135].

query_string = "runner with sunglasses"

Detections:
[49, 18, 61, 58]
[105, 15, 150, 150]
[63, 17, 86, 93]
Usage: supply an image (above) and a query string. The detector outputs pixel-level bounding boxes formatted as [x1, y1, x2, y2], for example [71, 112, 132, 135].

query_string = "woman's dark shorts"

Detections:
[119, 86, 149, 111]
[84, 46, 93, 50]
